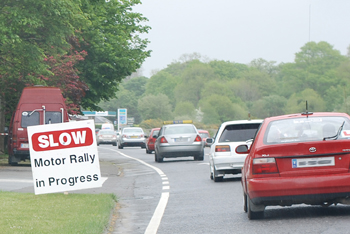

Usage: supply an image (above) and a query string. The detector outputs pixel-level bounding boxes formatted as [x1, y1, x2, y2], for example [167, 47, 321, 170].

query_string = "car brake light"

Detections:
[160, 136, 168, 143]
[253, 158, 278, 174]
[195, 135, 202, 142]
[215, 145, 230, 152]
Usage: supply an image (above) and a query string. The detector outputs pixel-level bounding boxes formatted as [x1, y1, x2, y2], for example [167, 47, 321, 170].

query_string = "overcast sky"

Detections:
[133, 0, 350, 77]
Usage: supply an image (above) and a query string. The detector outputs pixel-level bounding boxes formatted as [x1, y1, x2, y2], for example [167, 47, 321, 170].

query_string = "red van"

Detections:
[7, 86, 70, 165]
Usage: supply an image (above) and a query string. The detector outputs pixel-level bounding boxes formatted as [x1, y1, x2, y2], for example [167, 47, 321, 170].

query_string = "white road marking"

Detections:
[0, 179, 32, 183]
[108, 149, 170, 234]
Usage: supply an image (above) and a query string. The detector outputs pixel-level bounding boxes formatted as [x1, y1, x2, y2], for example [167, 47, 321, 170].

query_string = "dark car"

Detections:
[145, 128, 160, 154]
[238, 112, 350, 219]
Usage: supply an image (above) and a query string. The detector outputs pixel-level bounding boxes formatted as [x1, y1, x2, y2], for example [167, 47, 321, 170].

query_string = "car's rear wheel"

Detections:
[8, 154, 18, 166]
[247, 195, 264, 220]
[213, 167, 223, 182]
[155, 151, 163, 162]
[194, 151, 204, 161]
[119, 144, 124, 149]
[243, 193, 247, 213]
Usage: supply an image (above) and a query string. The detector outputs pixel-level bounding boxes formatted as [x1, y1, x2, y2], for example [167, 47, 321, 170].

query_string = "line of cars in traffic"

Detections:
[97, 110, 350, 220]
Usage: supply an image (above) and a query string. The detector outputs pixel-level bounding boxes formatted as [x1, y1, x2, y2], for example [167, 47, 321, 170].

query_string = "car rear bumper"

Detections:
[98, 140, 117, 144]
[158, 145, 203, 157]
[121, 139, 146, 147]
[212, 154, 246, 170]
[247, 173, 350, 206]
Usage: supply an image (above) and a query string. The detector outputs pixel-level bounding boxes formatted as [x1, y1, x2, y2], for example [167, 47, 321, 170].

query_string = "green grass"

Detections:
[0, 191, 117, 234]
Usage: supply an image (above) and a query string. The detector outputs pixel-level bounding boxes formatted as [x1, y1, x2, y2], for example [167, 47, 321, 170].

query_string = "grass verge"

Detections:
[0, 191, 117, 233]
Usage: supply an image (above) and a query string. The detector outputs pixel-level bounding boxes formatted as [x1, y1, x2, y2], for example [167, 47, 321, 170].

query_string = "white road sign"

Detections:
[28, 120, 102, 195]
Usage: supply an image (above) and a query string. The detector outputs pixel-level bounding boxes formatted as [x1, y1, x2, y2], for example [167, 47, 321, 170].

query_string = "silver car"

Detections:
[207, 119, 263, 182]
[118, 127, 146, 149]
[154, 123, 204, 162]
[96, 129, 118, 146]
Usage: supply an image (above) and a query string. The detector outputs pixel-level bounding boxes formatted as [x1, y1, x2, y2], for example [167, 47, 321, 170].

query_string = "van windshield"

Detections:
[21, 111, 40, 127]
[46, 111, 62, 124]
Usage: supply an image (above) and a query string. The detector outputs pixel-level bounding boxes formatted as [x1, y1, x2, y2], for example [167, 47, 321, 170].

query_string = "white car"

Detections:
[207, 119, 263, 182]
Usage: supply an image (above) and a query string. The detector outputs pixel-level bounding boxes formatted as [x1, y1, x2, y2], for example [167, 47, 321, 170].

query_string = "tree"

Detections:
[138, 94, 173, 121]
[174, 101, 196, 120]
[122, 76, 148, 98]
[145, 71, 179, 107]
[209, 60, 249, 80]
[0, 0, 88, 111]
[39, 50, 89, 114]
[284, 89, 326, 114]
[200, 94, 247, 125]
[279, 41, 346, 98]
[250, 95, 287, 118]
[174, 61, 216, 107]
[78, 0, 151, 110]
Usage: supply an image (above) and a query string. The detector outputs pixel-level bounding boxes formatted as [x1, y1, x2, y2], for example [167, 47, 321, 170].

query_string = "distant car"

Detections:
[154, 121, 204, 162]
[198, 129, 211, 147]
[145, 128, 160, 154]
[118, 127, 146, 149]
[239, 112, 350, 219]
[96, 129, 118, 146]
[207, 119, 263, 182]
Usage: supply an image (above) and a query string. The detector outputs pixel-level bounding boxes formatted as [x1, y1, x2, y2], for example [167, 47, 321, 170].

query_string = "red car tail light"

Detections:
[253, 158, 279, 174]
[195, 135, 202, 142]
[160, 136, 168, 143]
[215, 145, 230, 152]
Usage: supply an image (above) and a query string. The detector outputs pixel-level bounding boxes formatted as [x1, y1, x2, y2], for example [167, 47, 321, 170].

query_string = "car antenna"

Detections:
[301, 100, 313, 117]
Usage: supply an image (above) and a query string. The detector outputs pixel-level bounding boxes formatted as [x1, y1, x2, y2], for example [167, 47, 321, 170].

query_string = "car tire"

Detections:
[8, 155, 18, 166]
[113, 143, 117, 146]
[155, 151, 163, 162]
[197, 151, 204, 161]
[213, 167, 223, 182]
[244, 193, 247, 213]
[247, 195, 264, 220]
[141, 144, 146, 149]
[119, 144, 124, 149]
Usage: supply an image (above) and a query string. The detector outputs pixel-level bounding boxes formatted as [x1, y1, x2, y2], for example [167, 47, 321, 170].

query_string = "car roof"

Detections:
[221, 119, 264, 126]
[163, 123, 195, 127]
[264, 112, 349, 122]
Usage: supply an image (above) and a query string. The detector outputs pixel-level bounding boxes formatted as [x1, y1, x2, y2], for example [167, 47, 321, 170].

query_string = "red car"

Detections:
[145, 128, 160, 154]
[198, 129, 210, 147]
[238, 112, 350, 219]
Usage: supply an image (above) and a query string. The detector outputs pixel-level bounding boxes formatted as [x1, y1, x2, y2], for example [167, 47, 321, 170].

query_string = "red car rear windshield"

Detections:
[264, 116, 350, 144]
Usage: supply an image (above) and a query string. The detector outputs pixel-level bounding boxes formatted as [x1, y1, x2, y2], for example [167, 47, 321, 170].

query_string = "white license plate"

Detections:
[174, 138, 188, 142]
[292, 157, 335, 168]
[21, 143, 29, 148]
